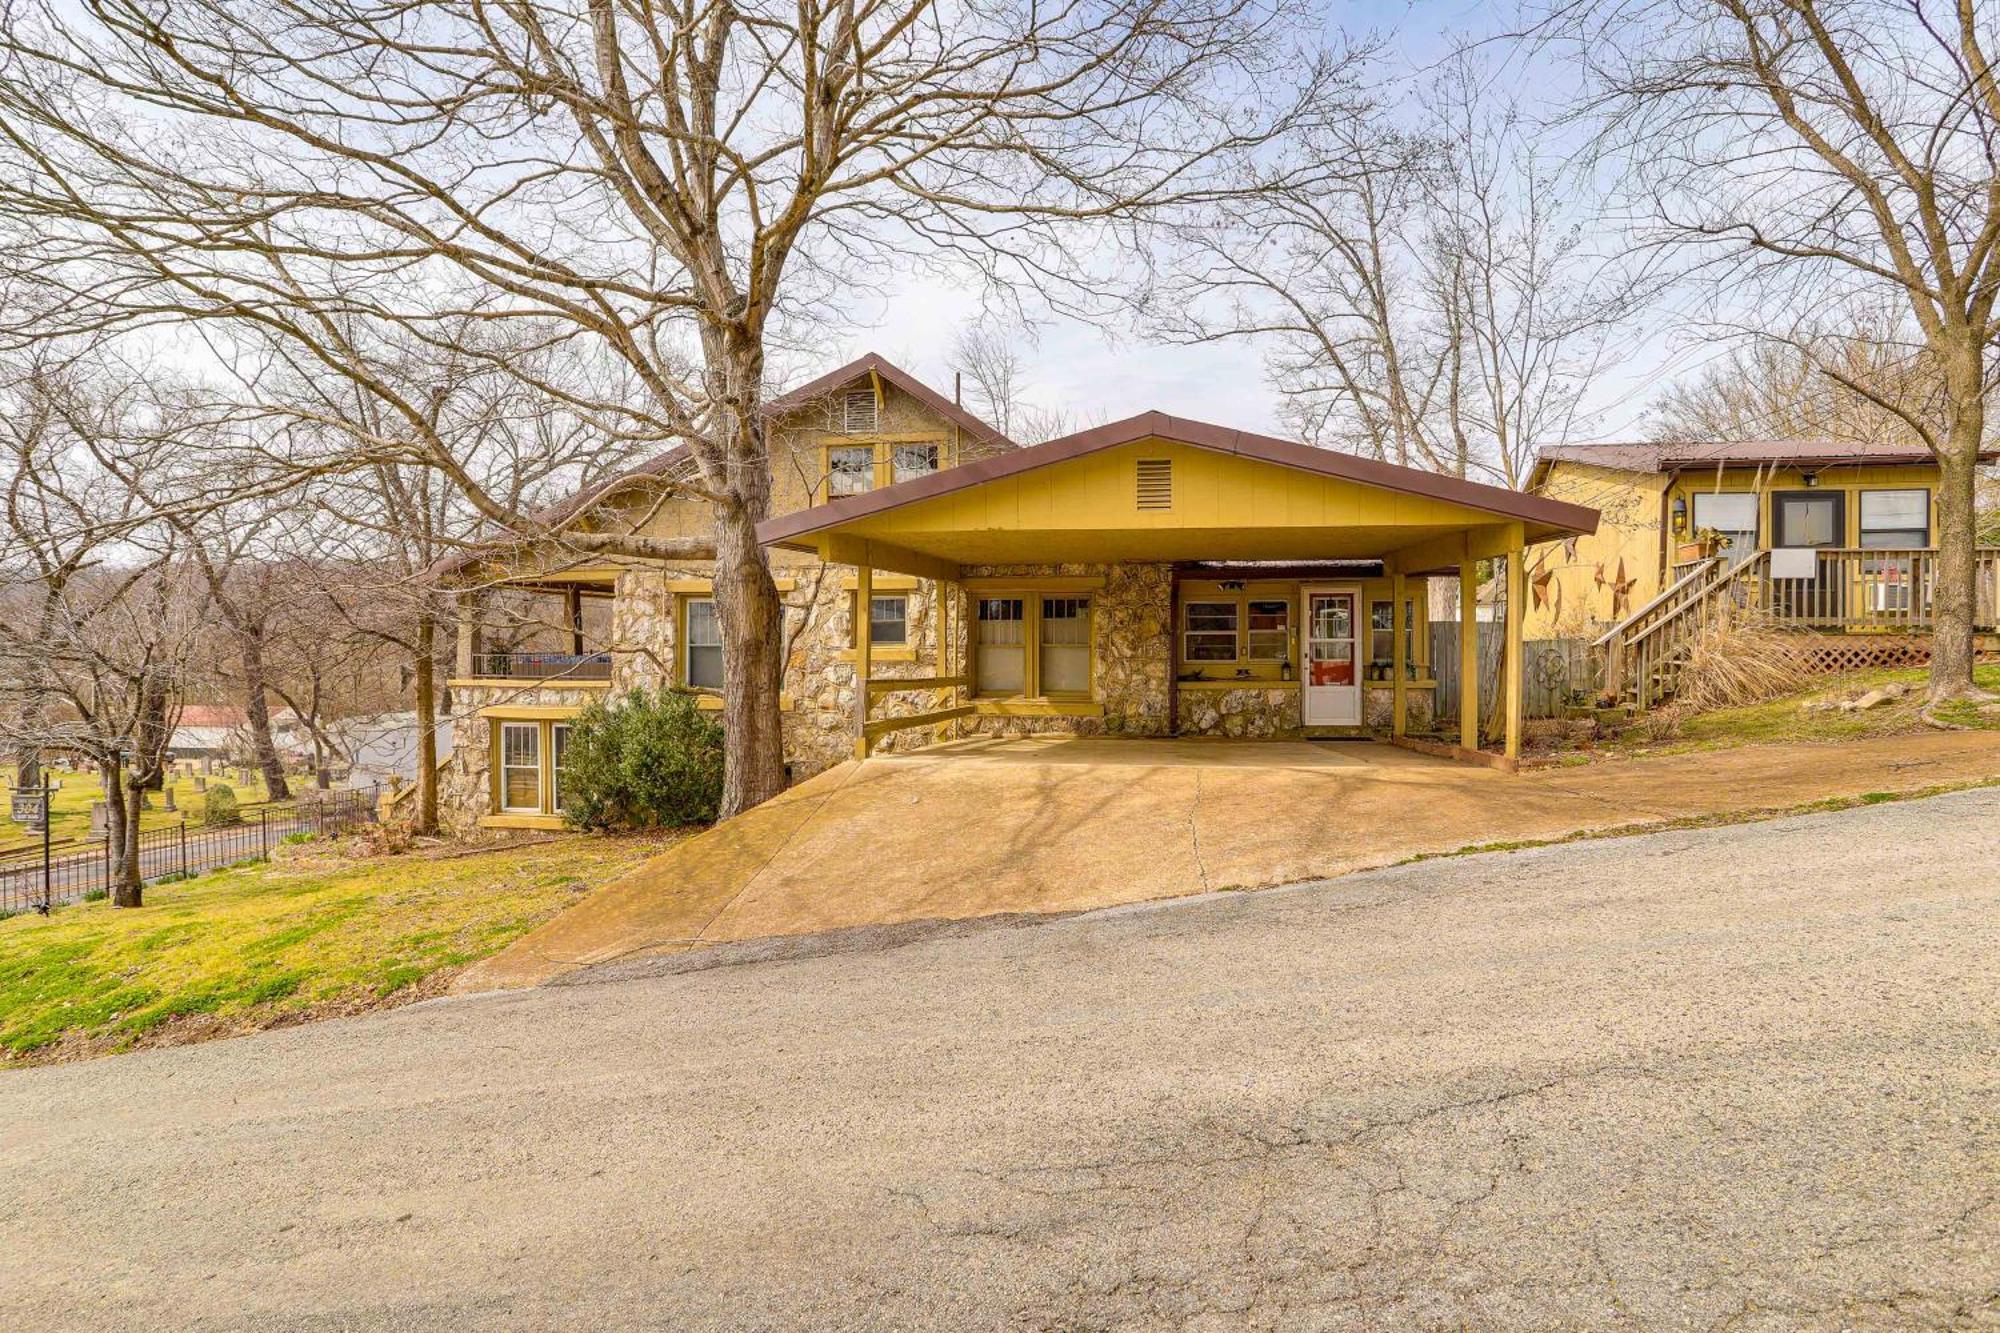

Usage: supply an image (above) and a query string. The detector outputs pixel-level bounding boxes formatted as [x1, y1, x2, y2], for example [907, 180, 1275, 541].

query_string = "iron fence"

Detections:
[0, 786, 378, 917]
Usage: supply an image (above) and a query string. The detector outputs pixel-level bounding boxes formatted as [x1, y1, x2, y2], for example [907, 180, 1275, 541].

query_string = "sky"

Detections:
[806, 0, 1689, 447]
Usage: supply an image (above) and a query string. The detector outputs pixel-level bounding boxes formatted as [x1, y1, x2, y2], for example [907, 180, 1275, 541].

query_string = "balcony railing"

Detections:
[1728, 547, 1999, 632]
[469, 651, 613, 681]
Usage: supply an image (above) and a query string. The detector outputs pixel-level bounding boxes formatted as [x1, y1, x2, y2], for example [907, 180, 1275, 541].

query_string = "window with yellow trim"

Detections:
[491, 718, 572, 816]
[975, 595, 1092, 699]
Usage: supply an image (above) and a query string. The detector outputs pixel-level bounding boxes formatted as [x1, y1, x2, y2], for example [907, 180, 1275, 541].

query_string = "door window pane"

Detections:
[1774, 493, 1842, 547]
[892, 444, 939, 484]
[685, 598, 724, 689]
[1183, 601, 1238, 661]
[827, 445, 874, 497]
[1040, 597, 1091, 695]
[499, 722, 540, 811]
[1859, 489, 1928, 548]
[1246, 600, 1290, 662]
[975, 598, 1026, 695]
[1691, 491, 1759, 563]
[1308, 595, 1355, 687]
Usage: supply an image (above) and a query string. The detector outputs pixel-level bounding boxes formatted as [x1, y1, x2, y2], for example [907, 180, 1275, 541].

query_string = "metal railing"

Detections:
[0, 786, 379, 916]
[469, 650, 612, 681]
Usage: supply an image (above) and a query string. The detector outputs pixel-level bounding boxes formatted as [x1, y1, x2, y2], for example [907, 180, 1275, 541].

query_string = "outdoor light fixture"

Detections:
[1218, 579, 1246, 590]
[1801, 472, 1820, 487]
[1671, 495, 1688, 534]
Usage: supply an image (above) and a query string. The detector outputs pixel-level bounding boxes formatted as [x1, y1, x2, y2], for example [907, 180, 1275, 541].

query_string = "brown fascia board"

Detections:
[759, 411, 1600, 547]
[431, 352, 1015, 581]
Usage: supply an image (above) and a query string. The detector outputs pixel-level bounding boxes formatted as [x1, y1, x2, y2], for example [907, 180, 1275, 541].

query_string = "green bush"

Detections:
[558, 688, 725, 831]
[203, 783, 241, 827]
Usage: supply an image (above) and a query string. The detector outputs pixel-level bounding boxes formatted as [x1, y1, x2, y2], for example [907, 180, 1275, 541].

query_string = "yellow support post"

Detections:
[853, 564, 873, 760]
[1459, 560, 1479, 753]
[1390, 571, 1408, 738]
[1504, 544, 1526, 763]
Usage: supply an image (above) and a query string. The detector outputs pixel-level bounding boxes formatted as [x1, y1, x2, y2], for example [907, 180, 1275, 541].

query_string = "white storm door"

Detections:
[1303, 590, 1360, 725]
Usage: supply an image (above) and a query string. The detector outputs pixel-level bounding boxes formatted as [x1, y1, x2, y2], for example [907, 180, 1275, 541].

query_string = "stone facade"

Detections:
[1362, 685, 1437, 732]
[1175, 686, 1301, 739]
[440, 681, 614, 837]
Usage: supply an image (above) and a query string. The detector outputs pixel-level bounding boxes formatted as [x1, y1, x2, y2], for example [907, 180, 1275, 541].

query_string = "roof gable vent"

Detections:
[843, 389, 878, 433]
[1136, 458, 1173, 511]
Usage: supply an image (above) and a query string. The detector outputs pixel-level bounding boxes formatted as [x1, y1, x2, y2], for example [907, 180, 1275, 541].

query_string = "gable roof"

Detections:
[761, 410, 1598, 550]
[431, 353, 1012, 578]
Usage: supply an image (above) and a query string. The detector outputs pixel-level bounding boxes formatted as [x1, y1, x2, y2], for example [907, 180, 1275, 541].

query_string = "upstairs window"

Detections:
[827, 445, 874, 498]
[892, 443, 939, 484]
[1859, 489, 1929, 548]
[843, 389, 878, 433]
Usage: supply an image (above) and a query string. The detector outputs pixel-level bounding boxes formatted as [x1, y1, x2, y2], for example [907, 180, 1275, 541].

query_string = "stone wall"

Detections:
[1362, 686, 1437, 732]
[1175, 686, 1301, 738]
[440, 681, 614, 837]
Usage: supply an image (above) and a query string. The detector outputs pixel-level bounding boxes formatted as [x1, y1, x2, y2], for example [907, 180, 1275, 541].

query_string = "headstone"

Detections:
[162, 786, 177, 812]
[194, 774, 207, 792]
[89, 800, 109, 837]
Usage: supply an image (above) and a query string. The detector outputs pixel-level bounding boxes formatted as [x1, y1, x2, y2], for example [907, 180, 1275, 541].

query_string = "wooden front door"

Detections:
[1302, 588, 1360, 726]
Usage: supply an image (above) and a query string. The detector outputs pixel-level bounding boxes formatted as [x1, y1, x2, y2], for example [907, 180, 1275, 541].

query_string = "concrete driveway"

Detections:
[457, 729, 2000, 989]
[3, 789, 1996, 1330]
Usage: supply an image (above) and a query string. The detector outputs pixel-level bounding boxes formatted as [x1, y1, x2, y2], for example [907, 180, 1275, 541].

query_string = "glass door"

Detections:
[1303, 590, 1359, 725]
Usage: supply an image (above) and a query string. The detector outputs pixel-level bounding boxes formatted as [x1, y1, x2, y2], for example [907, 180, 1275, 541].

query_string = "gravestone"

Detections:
[89, 801, 109, 837]
[194, 774, 207, 793]
[162, 786, 177, 812]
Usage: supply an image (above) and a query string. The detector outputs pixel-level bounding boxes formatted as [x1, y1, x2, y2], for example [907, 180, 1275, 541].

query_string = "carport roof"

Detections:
[759, 411, 1598, 564]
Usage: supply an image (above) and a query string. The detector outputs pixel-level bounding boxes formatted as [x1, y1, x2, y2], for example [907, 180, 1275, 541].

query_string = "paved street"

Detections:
[3, 789, 1998, 1330]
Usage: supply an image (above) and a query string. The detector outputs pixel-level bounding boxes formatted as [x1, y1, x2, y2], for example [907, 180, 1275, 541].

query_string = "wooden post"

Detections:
[853, 564, 873, 760]
[567, 586, 585, 656]
[454, 590, 479, 677]
[1390, 571, 1408, 738]
[1504, 544, 1526, 763]
[1459, 560, 1480, 753]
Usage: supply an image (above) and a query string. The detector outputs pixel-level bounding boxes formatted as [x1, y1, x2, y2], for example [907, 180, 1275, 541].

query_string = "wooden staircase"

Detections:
[1596, 554, 1754, 711]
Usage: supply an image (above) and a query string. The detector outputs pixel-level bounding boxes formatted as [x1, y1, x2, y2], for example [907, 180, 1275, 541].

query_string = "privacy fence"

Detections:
[0, 786, 378, 917]
[1429, 625, 1602, 725]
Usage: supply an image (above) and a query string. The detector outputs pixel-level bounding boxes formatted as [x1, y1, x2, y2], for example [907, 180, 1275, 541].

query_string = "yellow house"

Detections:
[1527, 439, 2000, 706]
[436, 355, 1597, 831]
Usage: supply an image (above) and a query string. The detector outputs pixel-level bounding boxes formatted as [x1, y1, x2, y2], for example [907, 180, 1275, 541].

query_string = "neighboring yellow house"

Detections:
[435, 355, 1598, 831]
[1526, 439, 2000, 707]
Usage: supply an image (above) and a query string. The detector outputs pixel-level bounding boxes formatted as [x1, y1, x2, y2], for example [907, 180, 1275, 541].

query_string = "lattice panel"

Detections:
[1801, 635, 2000, 675]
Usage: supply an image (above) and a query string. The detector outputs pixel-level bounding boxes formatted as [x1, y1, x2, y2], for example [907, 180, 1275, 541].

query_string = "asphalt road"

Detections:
[3, 789, 1998, 1331]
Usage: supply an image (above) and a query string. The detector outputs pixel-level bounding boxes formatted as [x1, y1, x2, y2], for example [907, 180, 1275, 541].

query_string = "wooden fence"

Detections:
[1430, 625, 1601, 724]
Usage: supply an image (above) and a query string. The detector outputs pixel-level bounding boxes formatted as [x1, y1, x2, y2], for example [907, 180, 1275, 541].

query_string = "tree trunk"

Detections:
[413, 610, 440, 835]
[239, 628, 291, 800]
[1929, 400, 1985, 703]
[713, 493, 789, 817]
[115, 776, 145, 908]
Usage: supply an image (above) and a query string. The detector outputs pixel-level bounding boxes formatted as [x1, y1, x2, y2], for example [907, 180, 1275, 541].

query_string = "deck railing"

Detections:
[469, 650, 612, 681]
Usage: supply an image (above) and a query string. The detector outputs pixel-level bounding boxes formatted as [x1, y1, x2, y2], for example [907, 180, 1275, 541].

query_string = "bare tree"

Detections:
[1566, 0, 2000, 704]
[0, 0, 1333, 817]
[1152, 52, 1644, 485]
[947, 322, 1072, 444]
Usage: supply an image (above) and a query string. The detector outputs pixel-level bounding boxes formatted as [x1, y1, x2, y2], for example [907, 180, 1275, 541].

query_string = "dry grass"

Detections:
[1640, 616, 1819, 740]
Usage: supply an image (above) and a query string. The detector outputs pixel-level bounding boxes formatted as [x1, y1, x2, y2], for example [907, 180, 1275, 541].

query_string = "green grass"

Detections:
[1620, 663, 2000, 755]
[0, 834, 672, 1063]
[0, 768, 280, 854]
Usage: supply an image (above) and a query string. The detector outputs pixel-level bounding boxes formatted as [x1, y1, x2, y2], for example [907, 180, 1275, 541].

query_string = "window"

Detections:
[1691, 491, 1759, 564]
[499, 722, 541, 812]
[827, 445, 874, 498]
[1246, 600, 1290, 662]
[843, 389, 877, 433]
[1039, 597, 1091, 696]
[1368, 601, 1395, 665]
[892, 443, 939, 484]
[551, 723, 570, 813]
[975, 598, 1026, 694]
[1773, 491, 1844, 548]
[849, 593, 908, 647]
[684, 597, 724, 689]
[1183, 601, 1238, 661]
[1859, 489, 1928, 548]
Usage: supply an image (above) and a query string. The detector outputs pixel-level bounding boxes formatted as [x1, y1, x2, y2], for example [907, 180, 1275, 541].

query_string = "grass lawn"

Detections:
[0, 768, 280, 855]
[0, 832, 674, 1065]
[1597, 662, 2000, 758]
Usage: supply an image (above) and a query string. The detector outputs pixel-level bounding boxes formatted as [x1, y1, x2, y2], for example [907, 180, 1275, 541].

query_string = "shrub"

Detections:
[202, 783, 241, 827]
[558, 688, 725, 831]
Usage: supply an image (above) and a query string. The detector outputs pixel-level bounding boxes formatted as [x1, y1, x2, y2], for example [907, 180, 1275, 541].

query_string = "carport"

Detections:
[759, 412, 1598, 763]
